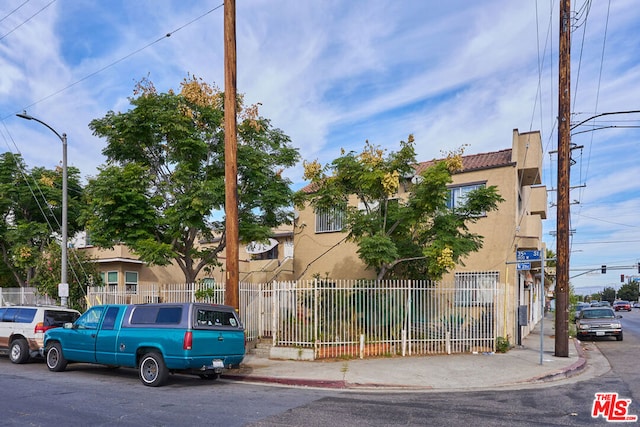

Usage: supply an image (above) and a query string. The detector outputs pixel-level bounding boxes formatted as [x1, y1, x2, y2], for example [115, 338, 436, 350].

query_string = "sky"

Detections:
[0, 0, 639, 295]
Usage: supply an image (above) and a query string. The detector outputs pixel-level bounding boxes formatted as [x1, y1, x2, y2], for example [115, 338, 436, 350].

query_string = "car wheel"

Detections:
[139, 352, 169, 387]
[46, 342, 67, 372]
[617, 333, 623, 341]
[9, 339, 30, 364]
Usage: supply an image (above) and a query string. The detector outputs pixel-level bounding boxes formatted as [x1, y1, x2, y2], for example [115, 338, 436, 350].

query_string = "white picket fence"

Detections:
[87, 278, 505, 358]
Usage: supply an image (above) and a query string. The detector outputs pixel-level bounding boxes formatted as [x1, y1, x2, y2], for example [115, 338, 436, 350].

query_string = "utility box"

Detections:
[518, 305, 528, 326]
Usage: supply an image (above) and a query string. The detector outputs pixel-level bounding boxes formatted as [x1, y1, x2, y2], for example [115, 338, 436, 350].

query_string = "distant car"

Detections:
[573, 302, 591, 322]
[576, 307, 623, 341]
[599, 301, 611, 307]
[633, 302, 640, 309]
[613, 301, 631, 312]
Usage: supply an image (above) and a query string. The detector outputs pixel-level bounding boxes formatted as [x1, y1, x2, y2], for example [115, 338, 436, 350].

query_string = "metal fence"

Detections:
[270, 279, 505, 358]
[0, 287, 57, 306]
[86, 278, 505, 359]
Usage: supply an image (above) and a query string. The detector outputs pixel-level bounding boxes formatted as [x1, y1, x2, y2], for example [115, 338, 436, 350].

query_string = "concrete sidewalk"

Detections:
[222, 314, 610, 391]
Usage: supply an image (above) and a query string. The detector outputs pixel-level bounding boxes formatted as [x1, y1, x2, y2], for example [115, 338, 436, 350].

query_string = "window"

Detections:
[76, 306, 104, 330]
[131, 306, 182, 325]
[455, 271, 499, 306]
[447, 183, 485, 212]
[196, 308, 238, 328]
[125, 271, 138, 294]
[101, 271, 118, 291]
[101, 307, 120, 330]
[315, 206, 346, 233]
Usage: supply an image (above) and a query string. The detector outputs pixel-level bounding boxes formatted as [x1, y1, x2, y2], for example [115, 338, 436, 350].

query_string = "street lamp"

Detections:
[16, 112, 69, 307]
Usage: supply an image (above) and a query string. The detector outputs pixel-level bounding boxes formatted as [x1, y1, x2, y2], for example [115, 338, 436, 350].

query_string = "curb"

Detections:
[525, 338, 587, 383]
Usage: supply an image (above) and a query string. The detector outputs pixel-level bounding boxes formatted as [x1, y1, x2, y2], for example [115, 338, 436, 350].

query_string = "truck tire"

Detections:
[139, 352, 169, 387]
[46, 342, 67, 372]
[9, 339, 30, 364]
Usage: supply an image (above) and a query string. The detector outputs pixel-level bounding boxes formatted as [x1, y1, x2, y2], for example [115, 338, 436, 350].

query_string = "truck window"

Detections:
[131, 306, 182, 325]
[76, 306, 104, 329]
[101, 307, 120, 330]
[196, 309, 237, 327]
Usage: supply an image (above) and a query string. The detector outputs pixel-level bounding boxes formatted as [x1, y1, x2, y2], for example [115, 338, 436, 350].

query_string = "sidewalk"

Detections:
[222, 314, 609, 391]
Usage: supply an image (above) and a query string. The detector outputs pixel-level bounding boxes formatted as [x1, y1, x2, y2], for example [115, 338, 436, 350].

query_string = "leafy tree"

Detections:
[84, 76, 300, 283]
[617, 281, 639, 302]
[601, 286, 616, 305]
[296, 137, 504, 280]
[33, 241, 102, 310]
[0, 152, 84, 288]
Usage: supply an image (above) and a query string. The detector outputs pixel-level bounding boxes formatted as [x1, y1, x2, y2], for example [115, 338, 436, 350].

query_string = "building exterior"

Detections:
[292, 129, 548, 343]
[80, 129, 547, 347]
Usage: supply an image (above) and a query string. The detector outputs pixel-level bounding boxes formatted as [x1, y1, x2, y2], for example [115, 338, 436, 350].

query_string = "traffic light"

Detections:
[638, 262, 640, 274]
[621, 274, 625, 283]
[601, 265, 606, 274]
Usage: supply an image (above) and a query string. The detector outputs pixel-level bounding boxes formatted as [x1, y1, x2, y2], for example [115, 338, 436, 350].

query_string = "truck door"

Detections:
[94, 306, 122, 365]
[62, 306, 105, 363]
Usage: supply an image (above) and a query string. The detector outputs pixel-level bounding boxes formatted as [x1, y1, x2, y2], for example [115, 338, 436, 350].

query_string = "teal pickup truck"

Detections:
[43, 303, 245, 387]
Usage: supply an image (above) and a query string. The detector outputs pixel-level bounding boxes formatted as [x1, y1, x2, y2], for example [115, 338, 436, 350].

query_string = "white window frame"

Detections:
[125, 271, 138, 295]
[448, 183, 486, 215]
[101, 271, 118, 292]
[315, 206, 346, 233]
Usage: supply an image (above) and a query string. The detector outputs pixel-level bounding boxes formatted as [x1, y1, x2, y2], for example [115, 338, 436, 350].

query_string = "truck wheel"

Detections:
[46, 342, 67, 372]
[139, 352, 168, 387]
[9, 339, 30, 364]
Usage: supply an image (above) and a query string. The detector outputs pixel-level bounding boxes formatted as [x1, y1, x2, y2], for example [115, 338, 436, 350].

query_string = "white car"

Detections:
[0, 305, 80, 364]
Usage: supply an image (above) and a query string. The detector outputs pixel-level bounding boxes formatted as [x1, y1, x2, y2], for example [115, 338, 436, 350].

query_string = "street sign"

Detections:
[516, 250, 541, 261]
[517, 262, 531, 271]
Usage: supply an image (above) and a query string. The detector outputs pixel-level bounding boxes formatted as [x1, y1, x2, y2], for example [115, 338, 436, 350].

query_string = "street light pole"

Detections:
[16, 112, 69, 307]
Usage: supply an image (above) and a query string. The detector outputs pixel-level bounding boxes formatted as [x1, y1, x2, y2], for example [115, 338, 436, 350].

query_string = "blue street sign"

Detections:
[516, 250, 541, 261]
[517, 262, 531, 271]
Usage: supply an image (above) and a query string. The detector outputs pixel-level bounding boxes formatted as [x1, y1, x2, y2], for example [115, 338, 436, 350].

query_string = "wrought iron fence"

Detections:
[86, 278, 505, 358]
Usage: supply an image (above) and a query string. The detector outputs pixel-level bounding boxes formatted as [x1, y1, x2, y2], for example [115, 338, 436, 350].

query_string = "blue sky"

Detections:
[1, 1, 639, 294]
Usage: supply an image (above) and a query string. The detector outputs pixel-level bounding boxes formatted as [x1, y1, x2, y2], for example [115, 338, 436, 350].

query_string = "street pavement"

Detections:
[222, 313, 611, 391]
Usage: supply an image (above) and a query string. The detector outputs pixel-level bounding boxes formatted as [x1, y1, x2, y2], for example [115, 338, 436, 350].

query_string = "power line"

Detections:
[0, 0, 56, 42]
[1, 3, 224, 120]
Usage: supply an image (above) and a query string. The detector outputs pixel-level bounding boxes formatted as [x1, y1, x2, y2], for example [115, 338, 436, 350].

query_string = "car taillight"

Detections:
[183, 331, 193, 350]
[34, 322, 54, 334]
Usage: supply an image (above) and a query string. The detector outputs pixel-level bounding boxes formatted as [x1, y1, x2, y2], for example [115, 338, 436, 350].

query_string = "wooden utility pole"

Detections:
[224, 0, 239, 310]
[555, 0, 571, 357]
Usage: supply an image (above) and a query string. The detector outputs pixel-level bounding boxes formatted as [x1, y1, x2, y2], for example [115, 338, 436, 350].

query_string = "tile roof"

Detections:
[414, 148, 514, 175]
[299, 148, 515, 193]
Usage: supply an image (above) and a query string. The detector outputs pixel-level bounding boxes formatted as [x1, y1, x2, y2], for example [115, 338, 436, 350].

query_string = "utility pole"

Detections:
[555, 0, 571, 357]
[224, 0, 239, 311]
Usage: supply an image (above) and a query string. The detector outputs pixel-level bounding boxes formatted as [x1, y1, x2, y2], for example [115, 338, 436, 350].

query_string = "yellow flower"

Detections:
[436, 247, 455, 270]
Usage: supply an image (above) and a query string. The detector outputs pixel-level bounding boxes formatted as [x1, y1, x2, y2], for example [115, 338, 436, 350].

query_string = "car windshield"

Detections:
[582, 309, 614, 319]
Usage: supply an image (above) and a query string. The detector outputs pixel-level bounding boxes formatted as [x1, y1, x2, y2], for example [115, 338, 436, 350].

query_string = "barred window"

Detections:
[455, 271, 499, 306]
[315, 206, 346, 233]
[125, 271, 138, 295]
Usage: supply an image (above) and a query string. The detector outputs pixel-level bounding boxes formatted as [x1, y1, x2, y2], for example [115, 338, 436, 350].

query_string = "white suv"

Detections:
[0, 305, 80, 364]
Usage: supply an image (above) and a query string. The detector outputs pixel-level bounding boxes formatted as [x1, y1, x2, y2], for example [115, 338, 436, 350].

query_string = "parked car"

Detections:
[633, 302, 640, 309]
[43, 303, 245, 386]
[613, 300, 631, 312]
[0, 305, 80, 364]
[576, 307, 623, 341]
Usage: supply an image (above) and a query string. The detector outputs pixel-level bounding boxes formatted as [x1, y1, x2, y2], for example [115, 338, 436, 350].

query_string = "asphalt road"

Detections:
[1, 309, 639, 426]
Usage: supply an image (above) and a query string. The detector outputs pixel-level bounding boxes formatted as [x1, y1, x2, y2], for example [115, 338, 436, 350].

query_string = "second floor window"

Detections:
[315, 206, 345, 233]
[447, 183, 486, 214]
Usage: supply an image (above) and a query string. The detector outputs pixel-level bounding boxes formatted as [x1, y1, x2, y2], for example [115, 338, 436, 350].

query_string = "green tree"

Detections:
[296, 137, 504, 280]
[601, 286, 616, 305]
[84, 76, 300, 283]
[617, 281, 639, 302]
[0, 152, 84, 288]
